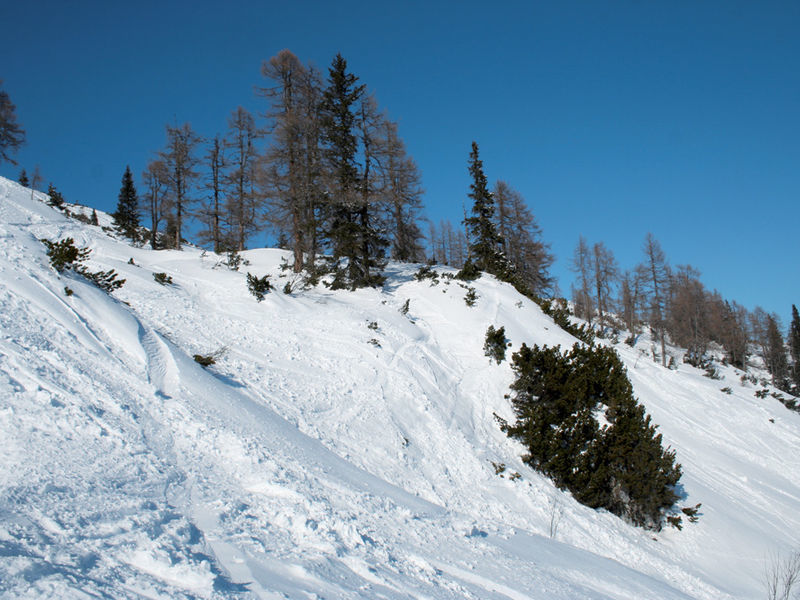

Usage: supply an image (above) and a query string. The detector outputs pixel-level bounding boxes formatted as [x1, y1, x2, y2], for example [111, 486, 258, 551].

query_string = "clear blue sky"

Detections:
[2, 1, 798, 324]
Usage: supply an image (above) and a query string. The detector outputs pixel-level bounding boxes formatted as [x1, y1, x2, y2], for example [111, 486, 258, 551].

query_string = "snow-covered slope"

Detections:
[1, 175, 798, 599]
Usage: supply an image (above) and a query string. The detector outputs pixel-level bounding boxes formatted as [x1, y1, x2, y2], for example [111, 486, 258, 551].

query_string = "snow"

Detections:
[1, 175, 799, 599]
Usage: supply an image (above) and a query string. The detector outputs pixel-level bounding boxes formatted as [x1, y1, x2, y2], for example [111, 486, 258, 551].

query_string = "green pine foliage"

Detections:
[504, 342, 683, 530]
[113, 166, 140, 242]
[321, 53, 386, 290]
[41, 237, 125, 293]
[246, 272, 272, 302]
[46, 183, 65, 208]
[18, 168, 28, 186]
[463, 142, 512, 279]
[789, 305, 800, 393]
[484, 325, 508, 364]
[455, 258, 481, 282]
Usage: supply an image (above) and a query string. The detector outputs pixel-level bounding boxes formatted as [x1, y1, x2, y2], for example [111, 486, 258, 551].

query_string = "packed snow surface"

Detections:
[1, 175, 798, 599]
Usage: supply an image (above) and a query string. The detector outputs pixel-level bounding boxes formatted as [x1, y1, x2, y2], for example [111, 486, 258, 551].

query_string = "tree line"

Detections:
[566, 232, 800, 395]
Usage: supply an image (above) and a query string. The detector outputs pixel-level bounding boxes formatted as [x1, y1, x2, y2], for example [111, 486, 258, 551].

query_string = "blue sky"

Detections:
[2, 1, 798, 324]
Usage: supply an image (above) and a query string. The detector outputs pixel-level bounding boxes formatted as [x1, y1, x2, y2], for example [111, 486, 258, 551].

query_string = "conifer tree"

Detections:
[463, 142, 508, 277]
[321, 53, 385, 289]
[46, 183, 64, 208]
[493, 181, 553, 296]
[790, 305, 800, 391]
[765, 314, 789, 390]
[18, 168, 29, 187]
[160, 122, 201, 250]
[113, 165, 140, 242]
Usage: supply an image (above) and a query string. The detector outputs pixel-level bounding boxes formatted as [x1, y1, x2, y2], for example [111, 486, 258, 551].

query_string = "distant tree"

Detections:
[591, 241, 618, 332]
[790, 305, 800, 391]
[261, 49, 310, 272]
[160, 123, 201, 250]
[112, 165, 140, 242]
[380, 120, 425, 262]
[0, 81, 25, 165]
[29, 165, 43, 201]
[18, 168, 29, 186]
[707, 296, 749, 370]
[753, 310, 790, 390]
[667, 265, 708, 363]
[639, 233, 670, 366]
[493, 181, 554, 296]
[464, 141, 507, 277]
[142, 159, 169, 249]
[353, 94, 389, 282]
[197, 135, 227, 253]
[619, 270, 643, 335]
[570, 236, 594, 324]
[225, 107, 259, 251]
[46, 182, 64, 208]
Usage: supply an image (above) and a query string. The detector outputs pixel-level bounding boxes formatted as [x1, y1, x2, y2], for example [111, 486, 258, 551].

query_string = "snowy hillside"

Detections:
[1, 175, 799, 599]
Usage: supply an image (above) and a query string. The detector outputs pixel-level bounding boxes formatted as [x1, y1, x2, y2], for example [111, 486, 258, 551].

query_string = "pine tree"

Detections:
[0, 81, 25, 165]
[18, 168, 29, 187]
[46, 183, 64, 208]
[321, 53, 385, 289]
[113, 165, 140, 242]
[464, 142, 507, 277]
[789, 305, 800, 392]
[766, 315, 789, 390]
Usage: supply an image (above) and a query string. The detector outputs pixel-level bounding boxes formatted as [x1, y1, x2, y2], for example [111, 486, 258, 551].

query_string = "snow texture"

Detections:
[1, 175, 798, 599]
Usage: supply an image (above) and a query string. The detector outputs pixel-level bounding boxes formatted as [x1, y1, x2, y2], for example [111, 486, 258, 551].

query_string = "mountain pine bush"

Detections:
[246, 272, 271, 302]
[503, 342, 683, 530]
[41, 237, 125, 293]
[484, 325, 508, 364]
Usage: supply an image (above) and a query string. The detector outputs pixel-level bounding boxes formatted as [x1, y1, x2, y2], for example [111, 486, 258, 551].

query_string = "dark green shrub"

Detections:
[414, 265, 439, 282]
[455, 259, 481, 281]
[464, 287, 478, 307]
[484, 325, 508, 364]
[537, 298, 595, 345]
[42, 237, 90, 272]
[504, 342, 684, 530]
[42, 237, 125, 292]
[246, 272, 271, 302]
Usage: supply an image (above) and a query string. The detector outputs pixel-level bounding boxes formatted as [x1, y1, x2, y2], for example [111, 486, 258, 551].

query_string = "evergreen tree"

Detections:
[0, 81, 25, 165]
[320, 53, 385, 289]
[790, 305, 800, 391]
[112, 165, 140, 242]
[18, 168, 29, 187]
[463, 142, 507, 277]
[46, 183, 64, 208]
[765, 314, 789, 390]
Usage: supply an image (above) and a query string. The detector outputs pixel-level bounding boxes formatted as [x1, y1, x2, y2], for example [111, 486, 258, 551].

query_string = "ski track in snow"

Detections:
[1, 175, 799, 598]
